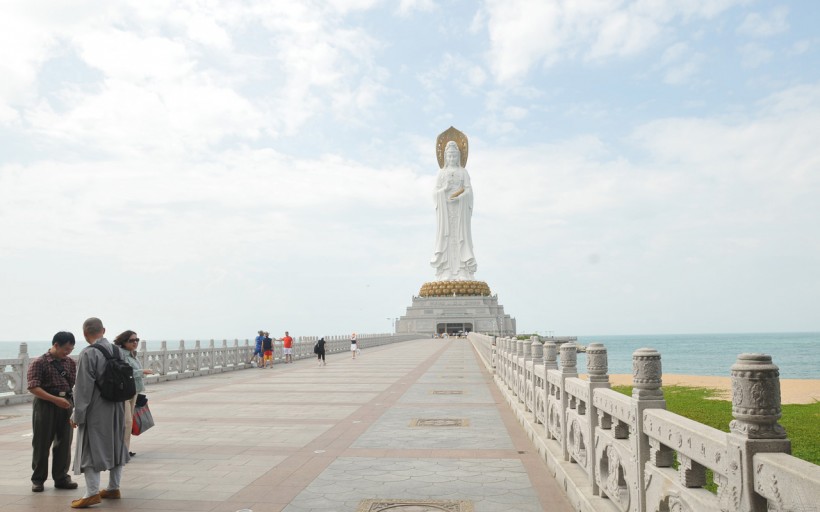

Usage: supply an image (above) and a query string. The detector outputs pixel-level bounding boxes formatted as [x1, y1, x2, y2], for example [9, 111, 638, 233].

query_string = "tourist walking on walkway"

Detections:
[280, 331, 293, 363]
[70, 317, 130, 508]
[114, 330, 153, 457]
[316, 337, 326, 366]
[27, 331, 79, 493]
[262, 331, 274, 368]
[249, 330, 264, 366]
[350, 332, 358, 359]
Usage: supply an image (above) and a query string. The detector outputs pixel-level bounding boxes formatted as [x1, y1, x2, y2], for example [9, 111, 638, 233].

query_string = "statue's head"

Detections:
[444, 141, 461, 168]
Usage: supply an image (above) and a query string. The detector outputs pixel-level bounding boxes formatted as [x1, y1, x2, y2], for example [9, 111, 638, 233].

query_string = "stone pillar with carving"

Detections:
[514, 339, 524, 400]
[558, 343, 579, 460]
[727, 353, 791, 512]
[17, 342, 29, 395]
[160, 340, 169, 375]
[585, 343, 610, 495]
[630, 348, 666, 512]
[491, 335, 497, 374]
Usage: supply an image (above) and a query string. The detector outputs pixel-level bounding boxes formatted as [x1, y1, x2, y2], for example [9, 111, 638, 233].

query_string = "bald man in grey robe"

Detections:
[70, 318, 130, 508]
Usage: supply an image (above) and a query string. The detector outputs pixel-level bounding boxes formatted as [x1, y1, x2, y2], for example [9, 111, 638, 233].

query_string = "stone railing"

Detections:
[468, 332, 820, 512]
[1, 333, 419, 406]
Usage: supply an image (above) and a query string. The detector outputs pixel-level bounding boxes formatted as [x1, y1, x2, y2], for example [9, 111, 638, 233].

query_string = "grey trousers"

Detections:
[31, 397, 73, 484]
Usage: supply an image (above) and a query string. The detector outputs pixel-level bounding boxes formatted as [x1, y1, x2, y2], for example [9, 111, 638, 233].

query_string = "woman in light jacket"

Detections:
[114, 330, 153, 457]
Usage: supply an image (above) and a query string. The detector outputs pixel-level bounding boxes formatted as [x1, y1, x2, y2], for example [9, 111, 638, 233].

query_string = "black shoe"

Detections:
[129, 452, 136, 457]
[55, 478, 78, 490]
[31, 482, 44, 492]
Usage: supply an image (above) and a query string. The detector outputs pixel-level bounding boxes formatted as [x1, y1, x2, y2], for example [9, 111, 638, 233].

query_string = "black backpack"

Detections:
[89, 344, 136, 402]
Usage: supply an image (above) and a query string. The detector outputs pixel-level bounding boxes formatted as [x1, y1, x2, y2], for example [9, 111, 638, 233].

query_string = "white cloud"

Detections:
[737, 6, 789, 38]
[399, 0, 436, 16]
[660, 42, 704, 84]
[481, 0, 746, 83]
[738, 42, 774, 68]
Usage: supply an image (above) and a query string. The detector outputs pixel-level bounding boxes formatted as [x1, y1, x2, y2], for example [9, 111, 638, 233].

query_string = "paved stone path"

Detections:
[0, 338, 573, 512]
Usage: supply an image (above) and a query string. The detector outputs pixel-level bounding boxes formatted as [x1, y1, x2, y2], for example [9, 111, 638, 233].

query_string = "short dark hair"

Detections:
[52, 331, 76, 347]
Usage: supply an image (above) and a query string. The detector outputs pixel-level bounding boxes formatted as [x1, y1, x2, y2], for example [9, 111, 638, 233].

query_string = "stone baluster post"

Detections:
[531, 337, 543, 364]
[515, 338, 525, 400]
[208, 339, 215, 370]
[195, 340, 202, 371]
[232, 339, 239, 366]
[558, 343, 579, 460]
[222, 339, 228, 367]
[178, 339, 186, 373]
[161, 340, 168, 375]
[138, 340, 148, 370]
[631, 348, 666, 512]
[726, 353, 791, 512]
[530, 337, 544, 421]
[585, 343, 609, 495]
[543, 340, 559, 438]
[543, 341, 558, 370]
[17, 343, 29, 395]
[491, 336, 497, 374]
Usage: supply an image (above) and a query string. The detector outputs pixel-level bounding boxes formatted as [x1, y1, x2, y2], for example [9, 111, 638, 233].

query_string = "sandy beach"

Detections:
[598, 374, 820, 404]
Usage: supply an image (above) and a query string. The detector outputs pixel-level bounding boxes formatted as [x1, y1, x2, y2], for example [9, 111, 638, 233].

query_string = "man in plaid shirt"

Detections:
[27, 331, 79, 492]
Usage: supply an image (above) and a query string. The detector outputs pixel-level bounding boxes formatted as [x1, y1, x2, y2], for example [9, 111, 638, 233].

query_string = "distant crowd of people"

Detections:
[248, 330, 294, 368]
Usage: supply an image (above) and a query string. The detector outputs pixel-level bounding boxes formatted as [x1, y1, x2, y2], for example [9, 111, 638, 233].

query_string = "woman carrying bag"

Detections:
[114, 331, 153, 457]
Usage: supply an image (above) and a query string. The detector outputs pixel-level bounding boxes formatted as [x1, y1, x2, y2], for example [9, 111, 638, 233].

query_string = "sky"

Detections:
[1, 0, 819, 342]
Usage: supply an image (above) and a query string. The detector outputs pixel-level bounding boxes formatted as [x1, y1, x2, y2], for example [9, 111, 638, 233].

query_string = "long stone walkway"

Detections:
[0, 338, 573, 512]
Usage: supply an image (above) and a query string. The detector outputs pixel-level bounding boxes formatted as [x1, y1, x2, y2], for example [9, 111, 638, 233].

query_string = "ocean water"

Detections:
[2, 332, 818, 379]
[574, 332, 819, 379]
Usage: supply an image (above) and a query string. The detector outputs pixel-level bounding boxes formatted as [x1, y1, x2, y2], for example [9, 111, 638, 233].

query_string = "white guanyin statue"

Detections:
[430, 127, 477, 281]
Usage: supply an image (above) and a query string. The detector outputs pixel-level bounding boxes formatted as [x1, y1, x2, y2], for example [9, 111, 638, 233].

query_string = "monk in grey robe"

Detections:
[70, 317, 129, 508]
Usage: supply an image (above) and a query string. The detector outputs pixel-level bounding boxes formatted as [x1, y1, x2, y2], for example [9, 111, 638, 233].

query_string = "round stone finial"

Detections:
[632, 348, 663, 400]
[586, 343, 609, 383]
[516, 339, 525, 356]
[522, 339, 531, 358]
[730, 353, 786, 439]
[531, 339, 543, 361]
[543, 341, 558, 370]
[560, 343, 578, 375]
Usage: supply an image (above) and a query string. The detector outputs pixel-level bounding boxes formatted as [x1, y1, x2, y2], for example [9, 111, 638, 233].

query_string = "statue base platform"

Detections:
[395, 293, 515, 337]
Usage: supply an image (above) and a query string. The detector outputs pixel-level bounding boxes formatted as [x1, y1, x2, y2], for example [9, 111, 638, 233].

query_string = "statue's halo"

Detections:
[436, 126, 469, 169]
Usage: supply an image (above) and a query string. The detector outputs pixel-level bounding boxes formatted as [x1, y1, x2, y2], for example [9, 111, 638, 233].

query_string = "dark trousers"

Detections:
[317, 349, 325, 361]
[31, 397, 73, 484]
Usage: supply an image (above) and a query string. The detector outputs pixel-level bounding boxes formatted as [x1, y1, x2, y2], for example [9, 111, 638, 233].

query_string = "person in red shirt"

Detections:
[280, 331, 294, 363]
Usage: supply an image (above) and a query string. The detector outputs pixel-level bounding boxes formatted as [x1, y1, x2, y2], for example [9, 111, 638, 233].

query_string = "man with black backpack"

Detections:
[69, 317, 132, 509]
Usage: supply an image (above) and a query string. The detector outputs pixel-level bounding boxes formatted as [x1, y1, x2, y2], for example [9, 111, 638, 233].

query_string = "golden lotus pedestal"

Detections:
[395, 280, 515, 337]
[418, 280, 491, 297]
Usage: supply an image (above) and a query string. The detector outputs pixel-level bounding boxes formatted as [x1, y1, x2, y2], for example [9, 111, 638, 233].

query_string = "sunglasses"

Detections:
[128, 338, 140, 343]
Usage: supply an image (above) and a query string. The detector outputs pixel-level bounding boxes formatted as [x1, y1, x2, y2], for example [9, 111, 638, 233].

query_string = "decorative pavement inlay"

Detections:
[431, 390, 464, 395]
[357, 499, 475, 512]
[410, 418, 470, 427]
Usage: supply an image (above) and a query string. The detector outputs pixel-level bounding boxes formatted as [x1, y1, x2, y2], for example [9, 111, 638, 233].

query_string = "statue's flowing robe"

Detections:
[431, 164, 477, 280]
[72, 338, 130, 474]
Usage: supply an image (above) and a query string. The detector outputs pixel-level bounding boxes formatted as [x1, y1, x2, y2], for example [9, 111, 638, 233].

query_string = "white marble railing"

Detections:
[1, 333, 419, 406]
[468, 332, 820, 512]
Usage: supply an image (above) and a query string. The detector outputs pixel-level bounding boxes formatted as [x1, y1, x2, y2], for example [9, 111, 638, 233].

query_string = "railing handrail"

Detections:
[468, 332, 815, 512]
